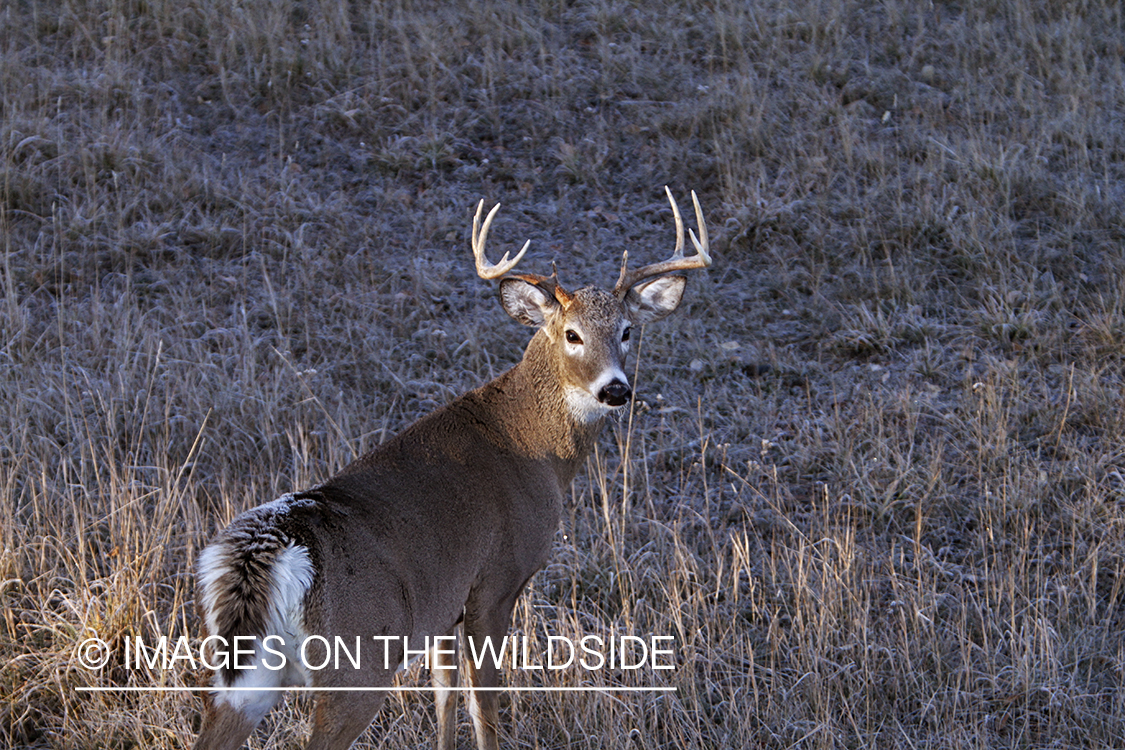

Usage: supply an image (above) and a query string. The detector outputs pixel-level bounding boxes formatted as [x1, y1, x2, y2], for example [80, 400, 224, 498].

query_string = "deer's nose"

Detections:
[597, 380, 632, 407]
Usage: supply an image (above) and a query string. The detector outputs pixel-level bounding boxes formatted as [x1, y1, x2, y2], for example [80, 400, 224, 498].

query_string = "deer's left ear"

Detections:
[500, 278, 561, 327]
[624, 275, 686, 325]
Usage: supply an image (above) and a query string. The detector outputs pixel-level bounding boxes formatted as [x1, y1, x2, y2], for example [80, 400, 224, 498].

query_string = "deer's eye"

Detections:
[565, 330, 582, 345]
[622, 327, 631, 342]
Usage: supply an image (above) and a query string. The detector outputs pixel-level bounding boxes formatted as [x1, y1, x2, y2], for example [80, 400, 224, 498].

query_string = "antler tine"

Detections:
[688, 189, 709, 261]
[667, 185, 685, 259]
[614, 187, 711, 297]
[614, 249, 630, 292]
[472, 200, 531, 280]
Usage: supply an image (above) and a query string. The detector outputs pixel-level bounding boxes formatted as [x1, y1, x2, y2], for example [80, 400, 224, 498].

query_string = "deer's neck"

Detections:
[472, 332, 605, 486]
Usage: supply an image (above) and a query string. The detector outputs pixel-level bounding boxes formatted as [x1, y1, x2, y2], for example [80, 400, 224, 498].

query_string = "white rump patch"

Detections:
[211, 657, 288, 721]
[209, 541, 314, 715]
[197, 501, 315, 717]
[268, 543, 315, 643]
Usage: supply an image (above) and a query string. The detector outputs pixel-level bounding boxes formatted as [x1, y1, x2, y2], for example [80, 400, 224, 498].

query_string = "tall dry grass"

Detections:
[3, 0, 1125, 747]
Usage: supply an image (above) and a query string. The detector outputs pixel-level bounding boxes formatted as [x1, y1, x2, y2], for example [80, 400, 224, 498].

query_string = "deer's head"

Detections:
[473, 188, 711, 422]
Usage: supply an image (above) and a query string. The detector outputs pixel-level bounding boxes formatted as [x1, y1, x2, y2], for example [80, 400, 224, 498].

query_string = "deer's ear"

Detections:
[624, 275, 686, 325]
[500, 278, 561, 327]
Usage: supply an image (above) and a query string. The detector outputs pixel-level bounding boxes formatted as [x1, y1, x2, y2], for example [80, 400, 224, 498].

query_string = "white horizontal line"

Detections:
[77, 686, 675, 693]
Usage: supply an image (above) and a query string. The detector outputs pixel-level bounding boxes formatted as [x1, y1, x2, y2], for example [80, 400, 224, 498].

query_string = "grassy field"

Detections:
[3, 0, 1125, 747]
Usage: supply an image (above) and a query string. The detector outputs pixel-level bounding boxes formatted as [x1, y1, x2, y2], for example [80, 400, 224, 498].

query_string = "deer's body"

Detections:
[193, 191, 710, 750]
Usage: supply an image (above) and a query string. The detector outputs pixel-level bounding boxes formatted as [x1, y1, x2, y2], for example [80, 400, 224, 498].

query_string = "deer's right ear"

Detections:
[500, 278, 560, 327]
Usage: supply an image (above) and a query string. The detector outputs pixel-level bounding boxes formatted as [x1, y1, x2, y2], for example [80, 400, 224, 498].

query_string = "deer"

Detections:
[192, 187, 711, 750]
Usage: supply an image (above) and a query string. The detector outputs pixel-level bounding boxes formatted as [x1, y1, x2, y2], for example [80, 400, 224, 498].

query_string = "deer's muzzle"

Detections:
[597, 380, 632, 407]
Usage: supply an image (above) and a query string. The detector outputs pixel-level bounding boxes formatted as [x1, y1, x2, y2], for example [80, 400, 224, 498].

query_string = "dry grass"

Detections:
[3, 0, 1125, 747]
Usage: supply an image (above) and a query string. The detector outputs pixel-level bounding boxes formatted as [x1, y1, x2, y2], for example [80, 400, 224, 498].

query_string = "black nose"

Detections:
[598, 380, 632, 407]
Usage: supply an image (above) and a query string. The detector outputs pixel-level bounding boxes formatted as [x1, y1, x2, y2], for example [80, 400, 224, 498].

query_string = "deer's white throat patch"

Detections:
[564, 385, 615, 423]
[564, 367, 632, 422]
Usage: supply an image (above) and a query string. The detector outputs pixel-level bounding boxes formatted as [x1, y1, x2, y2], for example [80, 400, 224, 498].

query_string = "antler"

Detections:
[614, 187, 711, 297]
[472, 200, 531, 280]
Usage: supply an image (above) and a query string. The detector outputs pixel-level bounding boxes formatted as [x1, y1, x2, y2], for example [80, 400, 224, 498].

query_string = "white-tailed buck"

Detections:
[193, 188, 711, 750]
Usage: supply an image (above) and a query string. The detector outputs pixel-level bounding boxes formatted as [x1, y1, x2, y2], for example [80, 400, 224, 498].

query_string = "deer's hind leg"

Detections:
[432, 627, 460, 750]
[305, 690, 387, 750]
[193, 690, 279, 750]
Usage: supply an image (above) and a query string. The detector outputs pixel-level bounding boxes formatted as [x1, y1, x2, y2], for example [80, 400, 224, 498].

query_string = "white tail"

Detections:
[192, 189, 712, 750]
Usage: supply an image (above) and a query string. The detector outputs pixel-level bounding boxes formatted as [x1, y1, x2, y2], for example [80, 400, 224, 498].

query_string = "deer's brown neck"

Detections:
[465, 331, 605, 487]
